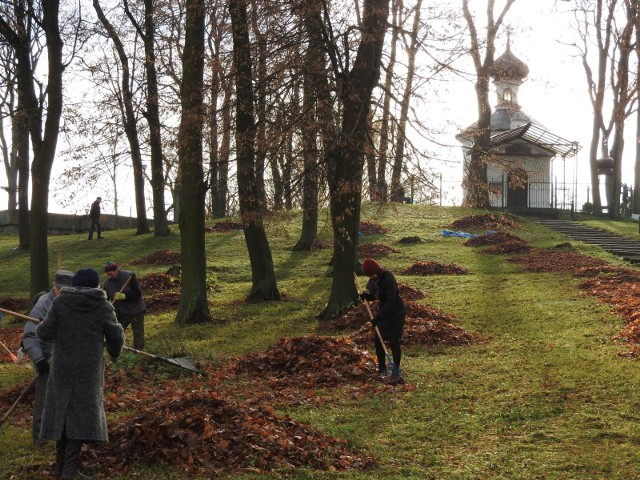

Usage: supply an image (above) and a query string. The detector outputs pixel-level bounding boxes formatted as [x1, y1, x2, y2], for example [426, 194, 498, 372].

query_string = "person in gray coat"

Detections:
[37, 268, 124, 480]
[23, 269, 74, 447]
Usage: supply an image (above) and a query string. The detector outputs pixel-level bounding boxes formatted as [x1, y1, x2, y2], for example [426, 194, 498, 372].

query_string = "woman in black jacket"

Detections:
[360, 258, 405, 381]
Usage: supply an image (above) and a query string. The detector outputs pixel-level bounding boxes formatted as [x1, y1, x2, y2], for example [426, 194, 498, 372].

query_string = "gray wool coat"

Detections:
[36, 286, 124, 442]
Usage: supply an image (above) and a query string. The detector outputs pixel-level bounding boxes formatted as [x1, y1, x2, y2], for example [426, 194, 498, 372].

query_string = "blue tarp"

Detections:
[441, 230, 476, 238]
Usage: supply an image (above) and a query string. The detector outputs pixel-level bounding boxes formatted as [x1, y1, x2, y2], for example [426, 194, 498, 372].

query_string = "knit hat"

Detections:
[54, 270, 74, 288]
[362, 258, 382, 277]
[104, 262, 118, 272]
[72, 268, 100, 288]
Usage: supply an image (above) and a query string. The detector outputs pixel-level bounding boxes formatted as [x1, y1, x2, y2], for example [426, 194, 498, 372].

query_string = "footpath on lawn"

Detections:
[2, 208, 640, 479]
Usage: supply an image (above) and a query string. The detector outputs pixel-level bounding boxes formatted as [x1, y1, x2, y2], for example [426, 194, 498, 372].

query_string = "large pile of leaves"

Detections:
[130, 250, 181, 266]
[449, 213, 518, 231]
[400, 261, 469, 275]
[505, 249, 610, 273]
[359, 221, 389, 235]
[398, 282, 428, 300]
[138, 273, 180, 292]
[320, 301, 482, 348]
[358, 242, 399, 258]
[234, 336, 378, 388]
[463, 231, 526, 247]
[86, 373, 374, 478]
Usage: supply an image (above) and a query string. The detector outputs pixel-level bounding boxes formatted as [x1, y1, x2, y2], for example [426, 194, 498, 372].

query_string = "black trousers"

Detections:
[55, 432, 83, 479]
[88, 218, 102, 239]
[374, 331, 401, 373]
[119, 312, 145, 350]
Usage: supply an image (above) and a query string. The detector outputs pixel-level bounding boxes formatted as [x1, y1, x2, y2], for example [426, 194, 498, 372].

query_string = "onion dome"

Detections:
[490, 40, 529, 81]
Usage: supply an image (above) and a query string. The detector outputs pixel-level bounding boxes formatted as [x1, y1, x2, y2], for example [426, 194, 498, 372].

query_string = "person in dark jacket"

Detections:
[23, 269, 74, 447]
[87, 197, 103, 240]
[103, 261, 146, 350]
[360, 258, 405, 382]
[37, 268, 124, 480]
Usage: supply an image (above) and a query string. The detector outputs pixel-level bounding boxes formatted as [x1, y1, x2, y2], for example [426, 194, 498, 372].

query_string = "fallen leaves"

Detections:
[358, 242, 400, 258]
[130, 250, 181, 266]
[449, 213, 519, 231]
[400, 261, 469, 275]
[359, 221, 389, 235]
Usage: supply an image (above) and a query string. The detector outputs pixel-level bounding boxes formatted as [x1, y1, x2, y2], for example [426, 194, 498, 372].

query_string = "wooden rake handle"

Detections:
[353, 273, 393, 361]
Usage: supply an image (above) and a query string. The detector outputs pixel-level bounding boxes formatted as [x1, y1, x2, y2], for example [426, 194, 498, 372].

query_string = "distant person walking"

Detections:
[88, 196, 103, 240]
[103, 262, 146, 350]
[23, 269, 74, 447]
[36, 267, 124, 480]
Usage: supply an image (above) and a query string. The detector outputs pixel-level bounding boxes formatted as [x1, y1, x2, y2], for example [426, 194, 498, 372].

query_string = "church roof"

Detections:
[489, 40, 529, 81]
[488, 123, 579, 158]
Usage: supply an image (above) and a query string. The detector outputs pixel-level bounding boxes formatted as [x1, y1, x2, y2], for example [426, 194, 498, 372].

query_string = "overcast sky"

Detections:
[0, 1, 630, 215]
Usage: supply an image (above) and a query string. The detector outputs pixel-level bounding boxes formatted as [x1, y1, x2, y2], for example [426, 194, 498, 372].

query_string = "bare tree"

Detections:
[229, 0, 281, 301]
[319, 0, 390, 318]
[93, 0, 150, 234]
[123, 0, 171, 236]
[461, 0, 516, 208]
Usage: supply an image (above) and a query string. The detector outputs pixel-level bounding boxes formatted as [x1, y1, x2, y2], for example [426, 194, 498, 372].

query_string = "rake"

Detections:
[0, 339, 18, 363]
[122, 345, 204, 375]
[353, 273, 395, 372]
[0, 307, 204, 375]
[0, 376, 37, 435]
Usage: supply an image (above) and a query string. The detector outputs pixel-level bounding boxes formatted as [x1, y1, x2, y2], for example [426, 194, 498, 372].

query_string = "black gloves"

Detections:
[35, 359, 50, 375]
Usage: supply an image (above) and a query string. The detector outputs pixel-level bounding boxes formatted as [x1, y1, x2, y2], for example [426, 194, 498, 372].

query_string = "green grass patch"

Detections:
[2, 205, 640, 479]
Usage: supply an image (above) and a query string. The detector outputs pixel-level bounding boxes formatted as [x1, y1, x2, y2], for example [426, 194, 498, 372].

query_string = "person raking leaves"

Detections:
[103, 261, 146, 351]
[36, 267, 124, 479]
[359, 258, 405, 383]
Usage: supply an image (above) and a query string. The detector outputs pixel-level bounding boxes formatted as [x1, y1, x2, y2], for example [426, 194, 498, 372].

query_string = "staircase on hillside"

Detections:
[533, 219, 640, 265]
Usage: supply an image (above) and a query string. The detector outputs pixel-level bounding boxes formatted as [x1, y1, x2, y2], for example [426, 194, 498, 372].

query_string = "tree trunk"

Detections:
[380, 0, 399, 202]
[390, 0, 422, 203]
[140, 0, 170, 236]
[15, 103, 29, 250]
[176, 0, 212, 324]
[230, 0, 280, 302]
[30, 0, 64, 297]
[94, 0, 149, 235]
[213, 78, 232, 218]
[319, 0, 389, 319]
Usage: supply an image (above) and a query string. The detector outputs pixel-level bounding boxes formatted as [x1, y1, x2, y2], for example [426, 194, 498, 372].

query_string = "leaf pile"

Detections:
[144, 292, 181, 314]
[130, 250, 181, 266]
[359, 221, 389, 235]
[397, 282, 428, 300]
[449, 213, 518, 231]
[0, 296, 30, 313]
[484, 241, 532, 254]
[578, 272, 640, 344]
[398, 236, 421, 244]
[349, 316, 483, 348]
[207, 221, 244, 232]
[138, 273, 181, 292]
[91, 388, 374, 477]
[505, 249, 610, 273]
[358, 242, 400, 258]
[0, 326, 22, 363]
[463, 231, 526, 247]
[322, 300, 462, 331]
[233, 335, 378, 388]
[400, 261, 469, 275]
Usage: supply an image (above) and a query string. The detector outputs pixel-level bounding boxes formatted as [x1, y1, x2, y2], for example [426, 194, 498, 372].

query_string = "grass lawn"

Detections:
[1, 204, 640, 479]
